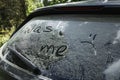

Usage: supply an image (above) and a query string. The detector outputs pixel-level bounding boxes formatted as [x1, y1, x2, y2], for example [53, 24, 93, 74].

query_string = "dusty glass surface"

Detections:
[5, 14, 120, 80]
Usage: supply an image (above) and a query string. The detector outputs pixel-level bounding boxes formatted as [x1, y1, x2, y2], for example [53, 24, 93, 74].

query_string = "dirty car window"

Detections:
[6, 15, 120, 80]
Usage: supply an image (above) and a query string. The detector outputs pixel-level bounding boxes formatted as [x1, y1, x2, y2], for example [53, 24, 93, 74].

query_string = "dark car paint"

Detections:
[0, 68, 17, 80]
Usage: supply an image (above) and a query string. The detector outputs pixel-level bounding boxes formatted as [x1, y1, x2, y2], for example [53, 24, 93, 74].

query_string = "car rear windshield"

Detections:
[6, 14, 120, 80]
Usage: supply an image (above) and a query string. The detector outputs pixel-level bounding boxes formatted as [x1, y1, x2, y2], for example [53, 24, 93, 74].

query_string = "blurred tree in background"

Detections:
[0, 0, 25, 30]
[44, 0, 68, 6]
[0, 0, 43, 46]
[0, 0, 84, 46]
[0, 0, 43, 30]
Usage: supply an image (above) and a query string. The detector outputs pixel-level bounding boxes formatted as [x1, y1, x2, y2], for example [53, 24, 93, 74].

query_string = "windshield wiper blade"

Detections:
[7, 47, 41, 75]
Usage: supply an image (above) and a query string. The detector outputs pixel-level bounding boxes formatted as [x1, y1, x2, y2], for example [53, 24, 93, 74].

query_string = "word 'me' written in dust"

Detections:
[39, 45, 67, 57]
